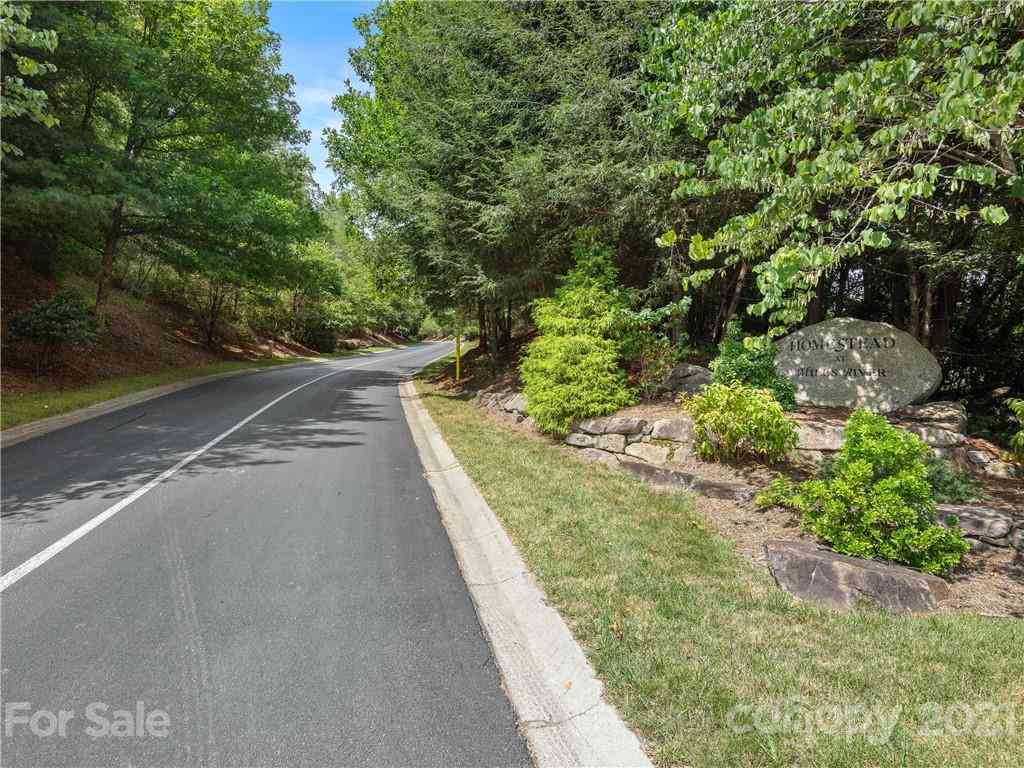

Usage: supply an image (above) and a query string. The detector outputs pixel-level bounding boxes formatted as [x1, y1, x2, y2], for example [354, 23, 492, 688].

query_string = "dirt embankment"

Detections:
[1, 259, 398, 395]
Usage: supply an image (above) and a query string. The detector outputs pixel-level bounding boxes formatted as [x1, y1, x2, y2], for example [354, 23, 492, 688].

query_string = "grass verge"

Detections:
[415, 361, 1023, 768]
[1, 357, 307, 430]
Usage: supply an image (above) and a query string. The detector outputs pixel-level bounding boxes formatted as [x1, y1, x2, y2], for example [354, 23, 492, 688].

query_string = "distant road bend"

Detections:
[1, 342, 531, 767]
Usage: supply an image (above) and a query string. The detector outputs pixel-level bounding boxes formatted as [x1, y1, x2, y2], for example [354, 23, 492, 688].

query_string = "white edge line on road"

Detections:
[0, 344, 450, 594]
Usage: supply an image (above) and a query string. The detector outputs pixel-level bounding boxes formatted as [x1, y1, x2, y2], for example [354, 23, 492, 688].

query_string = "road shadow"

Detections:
[1, 366, 413, 526]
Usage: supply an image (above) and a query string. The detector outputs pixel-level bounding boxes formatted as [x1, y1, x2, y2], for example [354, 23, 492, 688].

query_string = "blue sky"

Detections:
[268, 1, 377, 191]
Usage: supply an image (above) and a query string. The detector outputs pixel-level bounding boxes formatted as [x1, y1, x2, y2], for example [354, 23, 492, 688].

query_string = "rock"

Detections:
[578, 448, 620, 468]
[650, 417, 695, 443]
[577, 417, 609, 435]
[596, 434, 627, 453]
[604, 417, 647, 435]
[1010, 527, 1023, 552]
[764, 540, 950, 613]
[897, 401, 968, 433]
[624, 443, 670, 464]
[617, 457, 755, 501]
[900, 424, 965, 447]
[966, 450, 990, 466]
[565, 432, 595, 448]
[795, 421, 845, 451]
[775, 318, 942, 411]
[937, 504, 1013, 543]
[521, 416, 537, 431]
[661, 363, 712, 395]
[982, 460, 1021, 480]
[577, 415, 645, 435]
[792, 449, 826, 467]
[501, 392, 529, 414]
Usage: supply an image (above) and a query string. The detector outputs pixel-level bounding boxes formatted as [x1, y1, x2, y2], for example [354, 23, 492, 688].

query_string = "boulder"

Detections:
[661, 364, 712, 395]
[937, 504, 1013, 543]
[764, 540, 950, 613]
[501, 392, 528, 414]
[617, 457, 754, 501]
[577, 416, 645, 435]
[981, 460, 1021, 480]
[898, 401, 968, 433]
[795, 422, 845, 451]
[564, 432, 595, 448]
[596, 434, 627, 453]
[775, 318, 942, 411]
[1010, 527, 1023, 552]
[624, 442, 670, 464]
[900, 424, 965, 447]
[650, 417, 695, 443]
[578, 448, 620, 468]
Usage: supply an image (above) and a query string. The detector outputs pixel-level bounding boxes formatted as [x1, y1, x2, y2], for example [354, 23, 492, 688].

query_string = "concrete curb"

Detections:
[1, 360, 321, 449]
[399, 380, 652, 768]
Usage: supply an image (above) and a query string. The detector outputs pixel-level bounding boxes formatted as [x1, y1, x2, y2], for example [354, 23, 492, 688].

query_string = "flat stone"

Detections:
[596, 434, 627, 453]
[624, 443, 670, 464]
[775, 318, 942, 411]
[603, 417, 646, 435]
[900, 424, 965, 447]
[966, 450, 990, 465]
[577, 417, 610, 435]
[501, 392, 528, 414]
[898, 401, 968, 433]
[982, 460, 1021, 479]
[578, 448, 620, 468]
[660, 363, 712, 395]
[616, 457, 754, 501]
[650, 417, 694, 443]
[565, 432, 595, 448]
[795, 422, 845, 451]
[937, 504, 1013, 542]
[764, 540, 950, 613]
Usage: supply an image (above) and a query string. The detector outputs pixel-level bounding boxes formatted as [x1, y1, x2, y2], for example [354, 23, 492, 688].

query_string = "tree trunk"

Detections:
[714, 261, 747, 342]
[95, 197, 126, 310]
[477, 301, 487, 354]
[835, 264, 850, 316]
[922, 275, 934, 348]
[891, 253, 908, 329]
[930, 275, 960, 351]
[806, 272, 829, 324]
[205, 284, 225, 347]
[908, 270, 921, 340]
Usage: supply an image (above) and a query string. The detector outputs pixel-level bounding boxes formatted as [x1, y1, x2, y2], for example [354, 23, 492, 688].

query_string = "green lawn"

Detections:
[415, 363, 1023, 768]
[1, 357, 308, 430]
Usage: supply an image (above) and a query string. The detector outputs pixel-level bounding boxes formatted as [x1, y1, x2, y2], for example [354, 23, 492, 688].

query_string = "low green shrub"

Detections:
[292, 306, 339, 353]
[1008, 398, 1024, 461]
[521, 334, 634, 434]
[7, 289, 99, 372]
[757, 410, 969, 576]
[683, 382, 797, 463]
[923, 456, 982, 503]
[710, 321, 796, 410]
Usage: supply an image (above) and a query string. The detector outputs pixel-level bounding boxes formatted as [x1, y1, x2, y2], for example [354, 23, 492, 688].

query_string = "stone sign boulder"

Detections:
[775, 318, 941, 411]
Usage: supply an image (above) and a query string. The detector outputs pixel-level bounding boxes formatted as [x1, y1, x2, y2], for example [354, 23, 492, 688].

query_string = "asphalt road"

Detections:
[1, 343, 531, 767]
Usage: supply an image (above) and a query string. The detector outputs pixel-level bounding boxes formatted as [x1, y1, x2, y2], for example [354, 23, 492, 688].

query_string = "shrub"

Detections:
[520, 235, 636, 433]
[7, 289, 99, 372]
[710, 321, 796, 410]
[683, 382, 798, 463]
[292, 306, 339, 353]
[521, 334, 634, 434]
[627, 334, 678, 400]
[923, 456, 982, 503]
[1008, 398, 1024, 461]
[758, 410, 968, 576]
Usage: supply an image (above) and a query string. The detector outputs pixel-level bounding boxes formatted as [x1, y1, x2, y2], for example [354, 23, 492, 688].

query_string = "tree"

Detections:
[1, 1, 317, 310]
[0, 1, 59, 159]
[646, 0, 1023, 342]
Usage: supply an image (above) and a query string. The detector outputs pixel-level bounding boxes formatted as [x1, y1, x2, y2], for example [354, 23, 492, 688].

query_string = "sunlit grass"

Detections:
[415, 359, 1024, 768]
